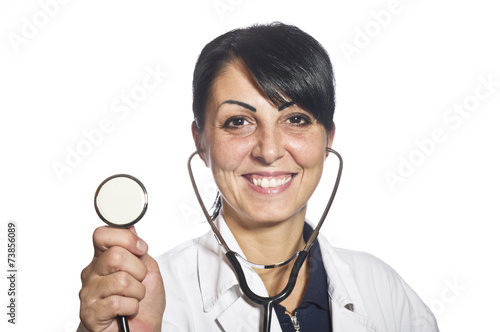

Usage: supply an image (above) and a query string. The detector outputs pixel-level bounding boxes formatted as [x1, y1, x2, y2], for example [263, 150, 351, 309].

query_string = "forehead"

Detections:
[208, 59, 295, 115]
[210, 60, 264, 103]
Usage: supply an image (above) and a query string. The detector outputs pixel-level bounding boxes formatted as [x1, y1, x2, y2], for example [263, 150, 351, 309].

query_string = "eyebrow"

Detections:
[219, 100, 256, 112]
[218, 99, 297, 112]
[278, 100, 297, 111]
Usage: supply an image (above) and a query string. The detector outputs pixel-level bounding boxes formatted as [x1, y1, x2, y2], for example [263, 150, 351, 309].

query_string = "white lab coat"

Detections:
[158, 216, 439, 331]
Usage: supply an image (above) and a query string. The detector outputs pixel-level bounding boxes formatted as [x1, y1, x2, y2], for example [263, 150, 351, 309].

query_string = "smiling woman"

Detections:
[78, 22, 439, 332]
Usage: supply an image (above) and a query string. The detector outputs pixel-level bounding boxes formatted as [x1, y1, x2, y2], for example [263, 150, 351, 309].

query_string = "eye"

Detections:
[222, 116, 250, 129]
[286, 114, 311, 125]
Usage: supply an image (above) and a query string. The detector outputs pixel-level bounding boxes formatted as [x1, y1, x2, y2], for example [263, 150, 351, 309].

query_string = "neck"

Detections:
[222, 205, 307, 266]
[221, 203, 310, 310]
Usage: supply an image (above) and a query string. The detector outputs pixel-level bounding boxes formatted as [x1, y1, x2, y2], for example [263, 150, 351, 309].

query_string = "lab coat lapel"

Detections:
[197, 217, 239, 312]
[331, 303, 378, 332]
[316, 232, 380, 331]
[317, 232, 367, 314]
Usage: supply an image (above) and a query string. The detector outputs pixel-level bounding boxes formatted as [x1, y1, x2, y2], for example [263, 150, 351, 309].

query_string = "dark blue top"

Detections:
[274, 223, 332, 331]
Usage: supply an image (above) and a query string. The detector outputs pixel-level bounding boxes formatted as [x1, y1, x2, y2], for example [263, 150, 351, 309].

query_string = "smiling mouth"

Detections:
[244, 174, 295, 188]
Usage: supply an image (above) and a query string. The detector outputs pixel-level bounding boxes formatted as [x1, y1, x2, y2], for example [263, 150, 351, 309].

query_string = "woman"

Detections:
[78, 23, 439, 331]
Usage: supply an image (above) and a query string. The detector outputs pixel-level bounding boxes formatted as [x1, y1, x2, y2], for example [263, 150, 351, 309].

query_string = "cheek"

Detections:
[198, 130, 244, 170]
[287, 132, 327, 166]
[208, 137, 252, 172]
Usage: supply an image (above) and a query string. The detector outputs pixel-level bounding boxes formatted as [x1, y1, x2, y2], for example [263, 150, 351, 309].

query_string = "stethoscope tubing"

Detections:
[187, 147, 343, 332]
[118, 315, 130, 332]
[226, 250, 309, 332]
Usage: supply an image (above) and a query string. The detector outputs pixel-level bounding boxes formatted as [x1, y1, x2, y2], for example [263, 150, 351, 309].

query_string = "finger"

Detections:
[83, 295, 140, 327]
[139, 252, 161, 273]
[93, 226, 148, 257]
[101, 295, 140, 318]
[93, 245, 148, 281]
[86, 271, 146, 302]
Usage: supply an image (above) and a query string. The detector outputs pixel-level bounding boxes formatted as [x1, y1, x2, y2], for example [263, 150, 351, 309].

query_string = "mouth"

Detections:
[243, 173, 296, 189]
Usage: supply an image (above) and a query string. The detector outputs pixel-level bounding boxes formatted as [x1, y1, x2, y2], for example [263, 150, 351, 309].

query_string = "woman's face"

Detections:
[194, 59, 333, 227]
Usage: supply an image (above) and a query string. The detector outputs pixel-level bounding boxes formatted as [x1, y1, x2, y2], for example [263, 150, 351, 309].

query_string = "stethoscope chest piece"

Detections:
[94, 174, 148, 228]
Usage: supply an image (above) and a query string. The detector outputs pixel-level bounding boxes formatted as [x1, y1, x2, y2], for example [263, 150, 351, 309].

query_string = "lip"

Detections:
[242, 171, 296, 194]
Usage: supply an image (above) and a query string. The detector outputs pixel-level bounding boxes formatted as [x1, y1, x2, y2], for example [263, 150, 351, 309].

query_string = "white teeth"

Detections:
[251, 176, 292, 188]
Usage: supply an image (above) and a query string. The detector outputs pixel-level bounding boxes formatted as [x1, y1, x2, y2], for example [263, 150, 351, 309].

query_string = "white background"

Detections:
[1, 0, 499, 331]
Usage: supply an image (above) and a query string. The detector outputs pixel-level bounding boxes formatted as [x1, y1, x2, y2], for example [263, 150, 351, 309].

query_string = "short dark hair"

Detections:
[192, 22, 336, 132]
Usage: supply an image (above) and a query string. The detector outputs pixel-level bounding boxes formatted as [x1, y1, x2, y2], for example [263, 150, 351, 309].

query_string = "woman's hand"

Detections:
[79, 226, 165, 332]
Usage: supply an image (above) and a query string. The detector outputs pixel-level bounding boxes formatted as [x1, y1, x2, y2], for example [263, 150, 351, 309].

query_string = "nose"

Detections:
[251, 124, 285, 164]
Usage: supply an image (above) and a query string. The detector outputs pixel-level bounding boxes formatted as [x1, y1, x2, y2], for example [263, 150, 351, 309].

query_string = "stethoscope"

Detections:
[187, 147, 343, 332]
[92, 147, 342, 332]
[94, 174, 148, 332]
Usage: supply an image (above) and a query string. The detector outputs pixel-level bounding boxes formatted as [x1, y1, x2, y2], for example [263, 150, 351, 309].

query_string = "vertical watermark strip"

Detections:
[6, 221, 17, 324]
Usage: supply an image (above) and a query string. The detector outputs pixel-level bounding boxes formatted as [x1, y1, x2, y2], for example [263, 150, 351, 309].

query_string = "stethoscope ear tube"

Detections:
[304, 147, 343, 251]
[188, 150, 231, 252]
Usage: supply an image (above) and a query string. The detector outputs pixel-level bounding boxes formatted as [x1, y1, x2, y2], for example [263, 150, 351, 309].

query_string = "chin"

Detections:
[240, 205, 306, 226]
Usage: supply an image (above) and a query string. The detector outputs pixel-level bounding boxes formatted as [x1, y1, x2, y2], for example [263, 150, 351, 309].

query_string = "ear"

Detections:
[191, 121, 208, 166]
[324, 121, 335, 158]
[327, 121, 335, 149]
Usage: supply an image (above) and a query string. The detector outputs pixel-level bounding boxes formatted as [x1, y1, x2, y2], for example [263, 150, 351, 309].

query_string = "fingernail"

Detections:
[137, 238, 148, 253]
